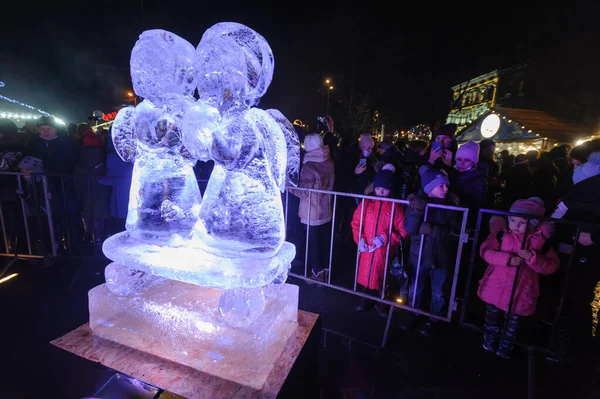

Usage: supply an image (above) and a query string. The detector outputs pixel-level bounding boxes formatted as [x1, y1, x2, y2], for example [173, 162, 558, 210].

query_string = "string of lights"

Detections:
[0, 81, 65, 125]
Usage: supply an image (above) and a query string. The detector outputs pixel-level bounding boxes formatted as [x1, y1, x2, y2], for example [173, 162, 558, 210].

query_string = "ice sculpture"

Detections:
[92, 25, 301, 389]
[111, 30, 201, 239]
[181, 22, 297, 259]
[100, 22, 299, 315]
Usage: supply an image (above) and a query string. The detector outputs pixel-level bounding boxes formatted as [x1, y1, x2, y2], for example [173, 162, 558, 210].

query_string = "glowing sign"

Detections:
[102, 111, 118, 121]
[480, 113, 500, 138]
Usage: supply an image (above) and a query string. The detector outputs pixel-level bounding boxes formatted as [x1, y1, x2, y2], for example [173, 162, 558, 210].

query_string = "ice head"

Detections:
[131, 29, 196, 101]
[195, 22, 274, 109]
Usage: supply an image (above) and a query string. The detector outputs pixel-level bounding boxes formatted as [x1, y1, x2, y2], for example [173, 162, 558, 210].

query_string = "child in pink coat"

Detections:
[478, 197, 559, 359]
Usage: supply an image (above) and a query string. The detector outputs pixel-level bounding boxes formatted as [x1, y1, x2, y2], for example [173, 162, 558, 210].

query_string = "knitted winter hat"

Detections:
[304, 133, 323, 152]
[419, 165, 449, 195]
[509, 197, 545, 217]
[573, 152, 600, 185]
[432, 123, 457, 140]
[456, 140, 480, 164]
[381, 163, 396, 173]
[373, 169, 394, 190]
[37, 116, 60, 131]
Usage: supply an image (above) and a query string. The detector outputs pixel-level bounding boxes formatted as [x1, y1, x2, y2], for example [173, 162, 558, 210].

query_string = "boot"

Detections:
[356, 296, 373, 312]
[497, 313, 520, 359]
[483, 304, 502, 353]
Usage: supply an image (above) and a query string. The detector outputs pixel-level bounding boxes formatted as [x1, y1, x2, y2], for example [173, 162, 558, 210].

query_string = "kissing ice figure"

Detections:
[112, 30, 201, 240]
[102, 23, 299, 299]
[182, 22, 299, 258]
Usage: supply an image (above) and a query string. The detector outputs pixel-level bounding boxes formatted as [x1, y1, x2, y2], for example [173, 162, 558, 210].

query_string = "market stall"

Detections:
[455, 107, 597, 154]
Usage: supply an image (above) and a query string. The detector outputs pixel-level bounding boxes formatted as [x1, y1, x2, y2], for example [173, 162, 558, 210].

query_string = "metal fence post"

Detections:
[327, 193, 337, 285]
[16, 175, 32, 255]
[353, 198, 365, 292]
[446, 208, 469, 321]
[304, 190, 312, 278]
[459, 209, 484, 324]
[41, 176, 58, 257]
[0, 200, 9, 254]
[411, 205, 429, 309]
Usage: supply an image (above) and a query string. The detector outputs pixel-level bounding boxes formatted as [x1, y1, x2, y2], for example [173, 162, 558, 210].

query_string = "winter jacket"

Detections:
[398, 150, 426, 200]
[97, 139, 133, 220]
[479, 156, 501, 207]
[404, 191, 462, 270]
[336, 143, 377, 195]
[25, 135, 79, 215]
[351, 199, 407, 290]
[478, 228, 560, 317]
[452, 163, 488, 211]
[556, 173, 600, 266]
[74, 145, 111, 219]
[289, 146, 335, 226]
[501, 163, 533, 210]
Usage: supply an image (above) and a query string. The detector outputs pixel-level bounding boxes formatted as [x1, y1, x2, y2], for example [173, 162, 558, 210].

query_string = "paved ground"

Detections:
[0, 256, 598, 399]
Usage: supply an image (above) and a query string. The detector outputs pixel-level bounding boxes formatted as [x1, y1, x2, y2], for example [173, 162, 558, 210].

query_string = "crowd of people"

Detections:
[288, 117, 600, 363]
[0, 114, 598, 364]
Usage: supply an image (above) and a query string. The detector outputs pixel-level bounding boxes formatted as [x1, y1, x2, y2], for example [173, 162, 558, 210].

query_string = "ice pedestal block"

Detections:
[89, 279, 299, 390]
[102, 232, 295, 289]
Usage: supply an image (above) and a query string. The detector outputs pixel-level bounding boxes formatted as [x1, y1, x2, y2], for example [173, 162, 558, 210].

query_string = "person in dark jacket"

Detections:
[337, 133, 378, 198]
[26, 116, 80, 249]
[451, 141, 488, 217]
[426, 123, 458, 175]
[551, 152, 600, 362]
[0, 119, 26, 252]
[400, 165, 462, 336]
[479, 139, 501, 207]
[500, 154, 533, 211]
[97, 132, 134, 237]
[398, 140, 428, 200]
[74, 130, 111, 245]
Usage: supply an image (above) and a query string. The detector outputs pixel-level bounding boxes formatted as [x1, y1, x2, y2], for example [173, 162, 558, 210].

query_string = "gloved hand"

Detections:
[358, 237, 369, 252]
[370, 235, 385, 250]
[407, 193, 427, 214]
[419, 222, 434, 235]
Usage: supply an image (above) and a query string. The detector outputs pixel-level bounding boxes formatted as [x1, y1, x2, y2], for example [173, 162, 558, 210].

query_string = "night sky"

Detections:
[2, 1, 600, 131]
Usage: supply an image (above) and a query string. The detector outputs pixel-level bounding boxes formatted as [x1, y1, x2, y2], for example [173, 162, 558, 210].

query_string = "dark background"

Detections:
[2, 0, 600, 131]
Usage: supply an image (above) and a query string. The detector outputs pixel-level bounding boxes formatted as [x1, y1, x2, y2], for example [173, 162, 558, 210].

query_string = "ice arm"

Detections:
[111, 107, 137, 162]
[181, 102, 222, 161]
[266, 109, 300, 188]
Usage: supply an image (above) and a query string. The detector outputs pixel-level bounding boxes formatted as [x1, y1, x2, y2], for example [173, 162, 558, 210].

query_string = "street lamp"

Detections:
[126, 91, 137, 106]
[325, 81, 334, 115]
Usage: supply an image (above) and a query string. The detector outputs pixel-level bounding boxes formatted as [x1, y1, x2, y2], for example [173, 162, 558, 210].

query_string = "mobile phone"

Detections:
[359, 158, 367, 166]
[317, 116, 327, 124]
[431, 141, 442, 152]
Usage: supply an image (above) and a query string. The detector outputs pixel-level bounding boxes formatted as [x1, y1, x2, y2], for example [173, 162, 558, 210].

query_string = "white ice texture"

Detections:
[112, 30, 201, 239]
[266, 109, 300, 188]
[104, 23, 298, 292]
[181, 22, 289, 259]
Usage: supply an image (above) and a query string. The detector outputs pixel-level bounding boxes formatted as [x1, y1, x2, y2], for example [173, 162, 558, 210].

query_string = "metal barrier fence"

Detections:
[0, 171, 208, 260]
[1, 171, 598, 364]
[459, 207, 600, 366]
[283, 187, 469, 347]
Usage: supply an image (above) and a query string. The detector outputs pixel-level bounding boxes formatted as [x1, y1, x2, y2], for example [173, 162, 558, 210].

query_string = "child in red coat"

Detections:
[478, 197, 559, 358]
[351, 166, 407, 315]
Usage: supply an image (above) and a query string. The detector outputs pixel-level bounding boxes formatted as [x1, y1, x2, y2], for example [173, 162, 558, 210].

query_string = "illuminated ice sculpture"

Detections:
[102, 24, 300, 297]
[91, 24, 301, 388]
